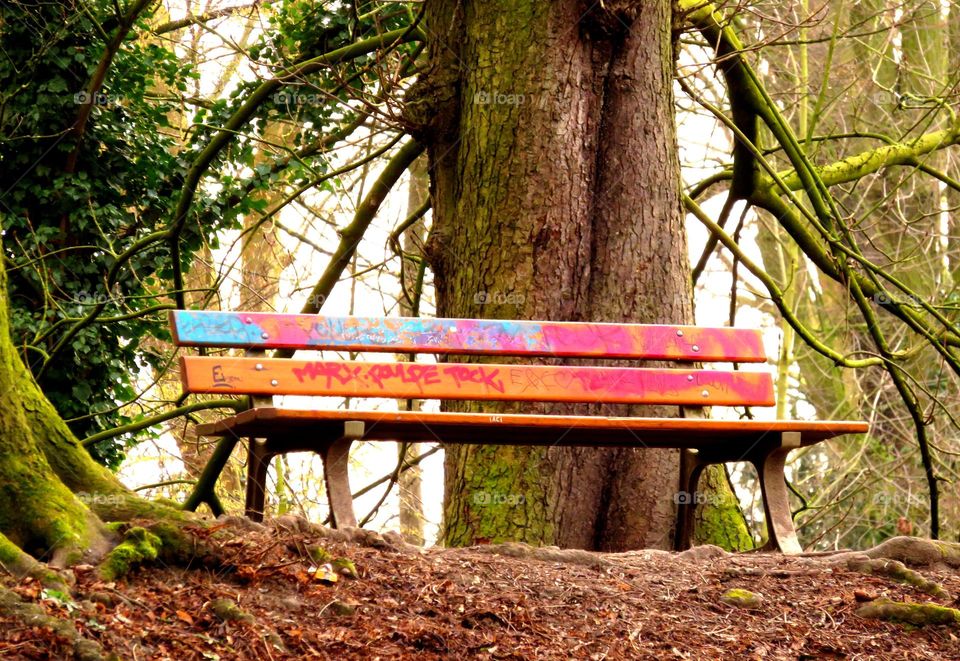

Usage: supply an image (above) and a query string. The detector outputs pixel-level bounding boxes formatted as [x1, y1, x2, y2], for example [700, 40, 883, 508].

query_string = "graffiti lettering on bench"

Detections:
[290, 361, 504, 394]
[210, 364, 240, 388]
[292, 362, 364, 388]
[365, 363, 441, 390]
[442, 365, 505, 393]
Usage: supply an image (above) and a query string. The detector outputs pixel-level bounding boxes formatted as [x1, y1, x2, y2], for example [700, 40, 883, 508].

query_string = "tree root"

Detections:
[857, 597, 960, 627]
[471, 541, 610, 568]
[98, 527, 161, 581]
[845, 557, 950, 599]
[0, 586, 112, 660]
[828, 536, 960, 569]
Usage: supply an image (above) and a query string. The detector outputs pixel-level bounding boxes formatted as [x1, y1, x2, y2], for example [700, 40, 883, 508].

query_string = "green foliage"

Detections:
[0, 2, 194, 466]
[0, 1, 420, 468]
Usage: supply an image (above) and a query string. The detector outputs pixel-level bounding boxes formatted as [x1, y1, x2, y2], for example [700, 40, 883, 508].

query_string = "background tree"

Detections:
[678, 0, 960, 544]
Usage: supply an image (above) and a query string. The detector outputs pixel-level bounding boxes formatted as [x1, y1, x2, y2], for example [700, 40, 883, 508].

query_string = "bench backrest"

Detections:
[171, 311, 774, 407]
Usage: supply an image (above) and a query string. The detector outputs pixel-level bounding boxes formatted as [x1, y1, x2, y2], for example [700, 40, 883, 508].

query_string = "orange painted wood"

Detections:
[197, 407, 869, 447]
[180, 356, 776, 407]
[169, 311, 767, 362]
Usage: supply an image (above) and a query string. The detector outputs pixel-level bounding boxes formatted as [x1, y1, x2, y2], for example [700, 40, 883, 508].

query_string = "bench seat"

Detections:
[198, 407, 867, 447]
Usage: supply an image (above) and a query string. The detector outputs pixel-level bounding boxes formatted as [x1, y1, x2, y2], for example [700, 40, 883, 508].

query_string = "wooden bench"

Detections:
[170, 311, 868, 553]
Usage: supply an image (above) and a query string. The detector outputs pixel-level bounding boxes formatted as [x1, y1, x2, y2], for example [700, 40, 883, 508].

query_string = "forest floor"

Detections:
[1, 517, 958, 660]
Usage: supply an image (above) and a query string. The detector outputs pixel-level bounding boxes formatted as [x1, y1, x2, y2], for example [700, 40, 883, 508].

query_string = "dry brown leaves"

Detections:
[1, 521, 958, 660]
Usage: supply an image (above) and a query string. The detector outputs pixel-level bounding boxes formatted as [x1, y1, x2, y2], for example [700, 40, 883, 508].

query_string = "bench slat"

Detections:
[169, 311, 767, 362]
[197, 407, 869, 445]
[180, 356, 775, 406]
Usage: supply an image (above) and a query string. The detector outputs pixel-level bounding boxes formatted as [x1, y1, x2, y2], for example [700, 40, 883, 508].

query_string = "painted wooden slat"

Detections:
[180, 356, 776, 406]
[198, 407, 869, 444]
[169, 311, 767, 362]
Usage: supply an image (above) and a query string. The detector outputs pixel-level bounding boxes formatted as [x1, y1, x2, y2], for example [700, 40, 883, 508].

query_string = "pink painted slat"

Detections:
[180, 356, 776, 406]
[170, 311, 767, 362]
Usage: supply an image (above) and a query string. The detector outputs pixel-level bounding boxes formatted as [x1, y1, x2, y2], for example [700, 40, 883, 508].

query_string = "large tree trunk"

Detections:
[0, 232, 121, 565]
[413, 0, 748, 550]
[0, 230, 181, 567]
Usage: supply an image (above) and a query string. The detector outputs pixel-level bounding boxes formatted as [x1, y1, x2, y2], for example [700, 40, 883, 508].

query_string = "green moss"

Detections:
[99, 527, 161, 581]
[856, 598, 960, 627]
[209, 598, 254, 623]
[693, 465, 753, 552]
[0, 534, 22, 567]
[308, 545, 333, 564]
[932, 541, 960, 565]
[443, 444, 555, 547]
[848, 558, 949, 599]
[0, 586, 108, 659]
[720, 588, 764, 609]
[326, 600, 358, 617]
[332, 557, 358, 579]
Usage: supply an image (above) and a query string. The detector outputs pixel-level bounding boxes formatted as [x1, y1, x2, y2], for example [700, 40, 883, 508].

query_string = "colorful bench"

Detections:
[171, 311, 868, 553]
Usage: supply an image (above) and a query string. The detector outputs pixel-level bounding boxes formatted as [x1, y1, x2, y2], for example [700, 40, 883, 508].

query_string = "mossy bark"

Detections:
[692, 466, 753, 551]
[416, 0, 747, 551]
[0, 232, 128, 564]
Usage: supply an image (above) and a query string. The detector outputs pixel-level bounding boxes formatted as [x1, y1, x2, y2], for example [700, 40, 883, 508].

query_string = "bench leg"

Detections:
[752, 439, 802, 554]
[319, 436, 357, 528]
[675, 449, 707, 551]
[245, 438, 273, 522]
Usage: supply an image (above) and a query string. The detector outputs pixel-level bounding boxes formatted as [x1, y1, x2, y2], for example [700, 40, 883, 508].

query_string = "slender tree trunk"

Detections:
[413, 0, 748, 550]
[398, 154, 429, 546]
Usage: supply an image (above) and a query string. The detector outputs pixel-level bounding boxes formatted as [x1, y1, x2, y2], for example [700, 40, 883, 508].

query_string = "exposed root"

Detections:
[856, 597, 960, 627]
[471, 542, 609, 568]
[207, 597, 254, 623]
[86, 492, 189, 525]
[99, 527, 161, 581]
[0, 532, 75, 592]
[828, 537, 960, 570]
[0, 585, 110, 660]
[268, 514, 419, 553]
[846, 557, 950, 599]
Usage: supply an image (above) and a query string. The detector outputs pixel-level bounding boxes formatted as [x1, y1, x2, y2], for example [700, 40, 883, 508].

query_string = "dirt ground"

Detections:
[1, 517, 958, 660]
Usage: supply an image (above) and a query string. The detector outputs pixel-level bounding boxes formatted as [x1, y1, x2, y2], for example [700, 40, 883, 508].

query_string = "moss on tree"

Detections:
[99, 527, 162, 581]
[692, 465, 753, 551]
[0, 231, 188, 575]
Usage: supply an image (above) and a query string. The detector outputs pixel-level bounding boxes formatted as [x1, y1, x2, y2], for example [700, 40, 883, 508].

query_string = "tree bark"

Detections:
[414, 0, 745, 550]
[398, 154, 430, 546]
[0, 233, 116, 565]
